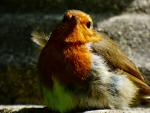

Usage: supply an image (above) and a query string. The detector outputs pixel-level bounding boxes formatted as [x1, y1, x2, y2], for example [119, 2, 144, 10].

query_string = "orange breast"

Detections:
[63, 44, 92, 80]
[39, 41, 92, 88]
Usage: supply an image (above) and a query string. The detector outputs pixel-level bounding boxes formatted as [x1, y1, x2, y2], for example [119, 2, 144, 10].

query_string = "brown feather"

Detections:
[116, 69, 150, 104]
[91, 33, 145, 82]
[31, 31, 49, 48]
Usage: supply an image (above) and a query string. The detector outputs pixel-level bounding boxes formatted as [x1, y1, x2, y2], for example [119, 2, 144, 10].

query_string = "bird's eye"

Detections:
[86, 21, 91, 28]
[62, 15, 76, 23]
[62, 15, 69, 23]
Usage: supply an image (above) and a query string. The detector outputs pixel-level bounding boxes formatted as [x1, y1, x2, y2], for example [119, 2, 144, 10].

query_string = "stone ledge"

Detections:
[84, 108, 150, 113]
[0, 105, 44, 112]
[0, 105, 150, 113]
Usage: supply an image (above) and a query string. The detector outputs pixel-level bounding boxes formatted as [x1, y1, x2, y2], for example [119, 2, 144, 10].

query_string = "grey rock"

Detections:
[0, 0, 134, 14]
[1, 0, 150, 14]
[0, 14, 61, 104]
[0, 105, 44, 112]
[0, 66, 42, 104]
[126, 0, 150, 14]
[0, 14, 62, 67]
[97, 14, 150, 80]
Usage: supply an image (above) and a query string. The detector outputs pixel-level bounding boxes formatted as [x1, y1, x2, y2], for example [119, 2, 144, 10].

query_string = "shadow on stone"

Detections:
[0, 0, 134, 14]
[16, 107, 58, 113]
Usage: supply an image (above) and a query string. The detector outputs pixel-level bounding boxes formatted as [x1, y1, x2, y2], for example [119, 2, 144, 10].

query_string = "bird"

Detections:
[32, 10, 150, 113]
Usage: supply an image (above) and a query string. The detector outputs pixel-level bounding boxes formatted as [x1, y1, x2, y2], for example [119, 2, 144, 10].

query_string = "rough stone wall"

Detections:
[0, 0, 150, 105]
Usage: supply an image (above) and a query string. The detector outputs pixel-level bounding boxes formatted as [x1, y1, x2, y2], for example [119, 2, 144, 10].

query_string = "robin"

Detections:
[32, 10, 150, 112]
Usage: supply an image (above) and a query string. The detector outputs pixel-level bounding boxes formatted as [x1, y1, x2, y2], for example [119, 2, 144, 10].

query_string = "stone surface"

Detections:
[0, 14, 62, 104]
[0, 105, 44, 112]
[0, 0, 150, 14]
[0, 0, 135, 14]
[126, 0, 150, 13]
[0, 105, 150, 113]
[1, 0, 150, 14]
[0, 66, 42, 104]
[96, 14, 150, 81]
[0, 14, 61, 67]
[85, 108, 150, 113]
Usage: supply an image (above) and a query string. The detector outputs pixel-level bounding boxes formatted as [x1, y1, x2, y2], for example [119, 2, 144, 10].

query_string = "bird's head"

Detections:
[63, 9, 93, 29]
[50, 10, 101, 46]
[39, 10, 102, 87]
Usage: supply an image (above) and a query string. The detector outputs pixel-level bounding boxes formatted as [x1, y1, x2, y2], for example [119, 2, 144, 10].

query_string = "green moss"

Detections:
[43, 79, 77, 113]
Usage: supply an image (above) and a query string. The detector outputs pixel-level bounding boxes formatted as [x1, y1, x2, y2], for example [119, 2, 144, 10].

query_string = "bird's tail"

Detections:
[143, 96, 150, 102]
[139, 86, 150, 106]
[31, 31, 49, 48]
[127, 72, 150, 106]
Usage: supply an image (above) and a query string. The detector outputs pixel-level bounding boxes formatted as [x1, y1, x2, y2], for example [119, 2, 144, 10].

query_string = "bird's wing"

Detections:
[91, 33, 150, 100]
[31, 31, 50, 48]
[117, 69, 150, 103]
[91, 33, 145, 82]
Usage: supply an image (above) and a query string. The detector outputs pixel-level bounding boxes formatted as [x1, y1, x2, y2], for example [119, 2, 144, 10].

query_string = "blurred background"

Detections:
[0, 0, 150, 105]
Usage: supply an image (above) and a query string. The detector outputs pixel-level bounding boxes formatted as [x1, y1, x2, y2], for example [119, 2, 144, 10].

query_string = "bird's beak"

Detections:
[81, 25, 102, 43]
[64, 20, 102, 44]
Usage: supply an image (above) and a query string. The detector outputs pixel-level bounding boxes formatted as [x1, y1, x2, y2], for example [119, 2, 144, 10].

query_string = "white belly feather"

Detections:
[78, 54, 138, 109]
